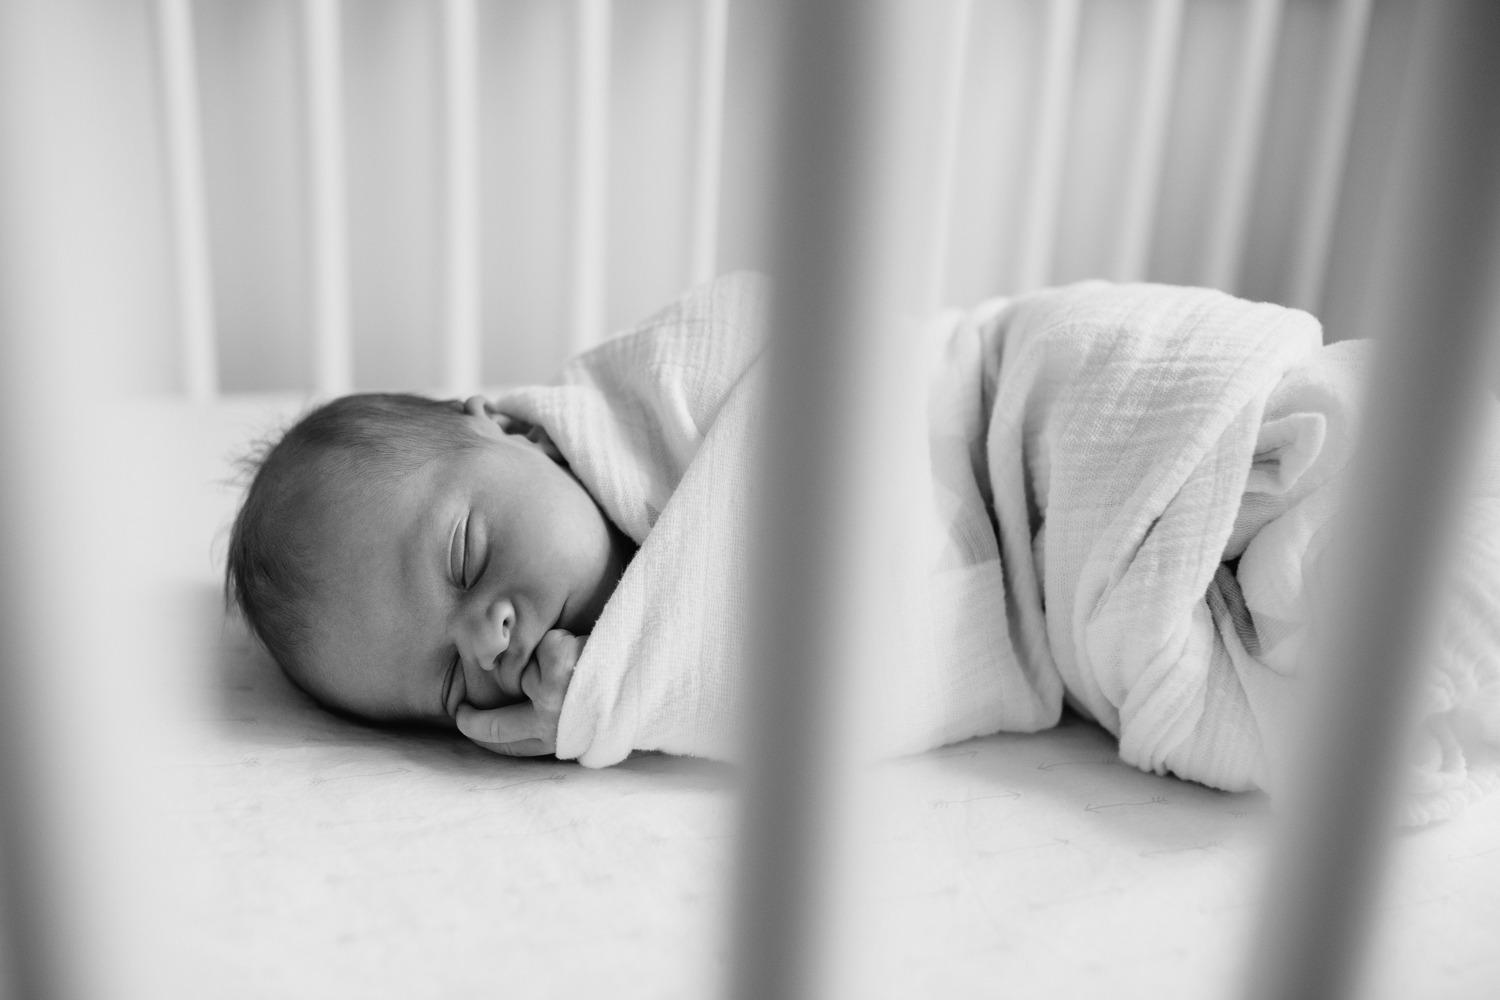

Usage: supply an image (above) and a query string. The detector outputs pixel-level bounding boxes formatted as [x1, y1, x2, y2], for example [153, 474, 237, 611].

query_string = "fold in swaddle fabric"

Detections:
[492, 273, 1060, 768]
[976, 282, 1500, 825]
[493, 276, 1500, 824]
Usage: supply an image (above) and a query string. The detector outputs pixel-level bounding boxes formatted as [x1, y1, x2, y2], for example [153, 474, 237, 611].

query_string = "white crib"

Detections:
[1, 2, 1497, 999]
[41, 0, 1421, 401]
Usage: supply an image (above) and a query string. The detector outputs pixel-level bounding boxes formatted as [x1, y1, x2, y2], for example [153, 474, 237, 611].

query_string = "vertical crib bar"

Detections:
[1014, 0, 1081, 294]
[729, 2, 894, 998]
[1241, 5, 1500, 1000]
[2, 2, 186, 996]
[302, 0, 353, 396]
[1112, 0, 1184, 283]
[156, 0, 219, 401]
[1288, 0, 1372, 315]
[689, 0, 728, 287]
[923, 0, 972, 313]
[441, 0, 481, 395]
[0, 5, 77, 979]
[570, 0, 611, 354]
[1201, 0, 1283, 293]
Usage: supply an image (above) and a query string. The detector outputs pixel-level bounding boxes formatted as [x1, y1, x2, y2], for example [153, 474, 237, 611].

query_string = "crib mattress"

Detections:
[135, 396, 1499, 999]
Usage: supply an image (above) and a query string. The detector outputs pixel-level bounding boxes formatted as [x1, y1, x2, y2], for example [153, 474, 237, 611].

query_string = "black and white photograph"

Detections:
[1, 1, 1497, 997]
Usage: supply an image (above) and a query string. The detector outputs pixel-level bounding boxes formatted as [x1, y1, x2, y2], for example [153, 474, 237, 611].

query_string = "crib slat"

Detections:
[689, 0, 729, 288]
[1015, 0, 1081, 294]
[1288, 0, 1372, 315]
[730, 4, 897, 995]
[570, 0, 612, 354]
[1202, 0, 1284, 293]
[302, 0, 353, 396]
[156, 0, 219, 401]
[1240, 5, 1500, 1000]
[1112, 0, 1184, 283]
[441, 0, 481, 395]
[924, 0, 973, 312]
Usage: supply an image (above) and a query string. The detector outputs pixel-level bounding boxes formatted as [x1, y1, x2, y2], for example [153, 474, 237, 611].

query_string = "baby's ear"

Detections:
[462, 395, 522, 434]
[461, 395, 568, 465]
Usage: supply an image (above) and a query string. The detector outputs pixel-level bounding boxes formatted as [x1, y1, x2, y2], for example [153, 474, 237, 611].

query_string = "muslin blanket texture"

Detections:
[492, 275, 1500, 825]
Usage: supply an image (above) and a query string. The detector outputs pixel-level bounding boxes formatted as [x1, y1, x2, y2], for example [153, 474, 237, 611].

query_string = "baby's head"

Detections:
[227, 393, 629, 729]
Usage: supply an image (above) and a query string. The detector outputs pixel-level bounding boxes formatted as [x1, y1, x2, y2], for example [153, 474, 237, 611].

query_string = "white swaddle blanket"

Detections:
[493, 276, 1500, 824]
[492, 274, 1061, 768]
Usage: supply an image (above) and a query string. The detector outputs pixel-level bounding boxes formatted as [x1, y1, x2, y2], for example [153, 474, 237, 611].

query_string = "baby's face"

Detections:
[302, 407, 627, 727]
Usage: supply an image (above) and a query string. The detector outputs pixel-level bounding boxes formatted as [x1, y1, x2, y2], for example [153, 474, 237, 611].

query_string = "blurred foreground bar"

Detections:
[0, 6, 101, 997]
[1241, 4, 1500, 1000]
[728, 3, 901, 999]
[1, 2, 178, 998]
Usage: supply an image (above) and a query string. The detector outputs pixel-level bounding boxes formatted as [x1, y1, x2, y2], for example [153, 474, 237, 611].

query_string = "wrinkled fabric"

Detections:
[494, 276, 1500, 824]
[492, 274, 1060, 768]
[976, 282, 1500, 825]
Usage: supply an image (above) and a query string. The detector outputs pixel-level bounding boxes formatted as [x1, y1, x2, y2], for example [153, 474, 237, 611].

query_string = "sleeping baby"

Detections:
[226, 391, 626, 756]
[227, 274, 1500, 825]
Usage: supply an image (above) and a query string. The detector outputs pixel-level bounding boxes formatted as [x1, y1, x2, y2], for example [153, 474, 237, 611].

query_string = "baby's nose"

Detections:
[477, 600, 515, 669]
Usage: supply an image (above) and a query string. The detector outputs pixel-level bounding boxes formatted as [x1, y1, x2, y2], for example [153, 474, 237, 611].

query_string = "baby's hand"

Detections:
[455, 629, 583, 757]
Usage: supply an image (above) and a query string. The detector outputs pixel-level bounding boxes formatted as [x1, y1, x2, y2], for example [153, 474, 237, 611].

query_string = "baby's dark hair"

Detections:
[226, 392, 488, 681]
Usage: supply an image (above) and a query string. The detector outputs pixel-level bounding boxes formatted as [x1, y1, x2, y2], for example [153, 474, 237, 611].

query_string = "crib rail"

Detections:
[691, 0, 730, 289]
[922, 0, 972, 313]
[301, 0, 353, 396]
[1014, 0, 1080, 293]
[152, 0, 1385, 399]
[156, 0, 218, 401]
[1202, 0, 1283, 294]
[1242, 4, 1500, 997]
[568, 0, 611, 355]
[1289, 0, 1373, 315]
[729, 9, 878, 990]
[440, 0, 481, 395]
[1112, 0, 1184, 283]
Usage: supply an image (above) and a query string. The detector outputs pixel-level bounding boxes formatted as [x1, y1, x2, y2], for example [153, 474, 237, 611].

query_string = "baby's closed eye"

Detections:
[448, 514, 468, 588]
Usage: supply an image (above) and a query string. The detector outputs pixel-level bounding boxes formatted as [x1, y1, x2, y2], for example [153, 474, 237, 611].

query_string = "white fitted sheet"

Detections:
[136, 397, 1500, 999]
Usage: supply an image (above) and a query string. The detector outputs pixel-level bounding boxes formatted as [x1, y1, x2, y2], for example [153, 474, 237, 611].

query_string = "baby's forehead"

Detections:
[308, 447, 457, 531]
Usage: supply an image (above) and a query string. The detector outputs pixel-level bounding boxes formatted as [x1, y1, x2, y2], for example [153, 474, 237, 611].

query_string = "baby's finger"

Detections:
[455, 701, 544, 750]
[528, 632, 581, 707]
[536, 630, 583, 680]
[467, 736, 551, 757]
[520, 659, 570, 714]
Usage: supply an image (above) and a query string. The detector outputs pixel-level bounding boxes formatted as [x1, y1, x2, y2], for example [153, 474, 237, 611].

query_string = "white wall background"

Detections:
[115, 0, 1417, 394]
